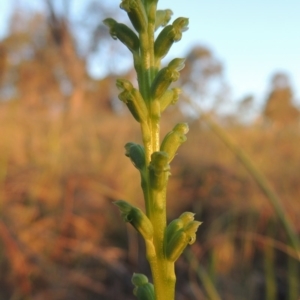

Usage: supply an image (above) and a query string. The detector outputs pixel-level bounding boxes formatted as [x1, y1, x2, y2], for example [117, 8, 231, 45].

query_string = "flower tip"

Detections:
[174, 17, 189, 29]
[168, 58, 186, 71]
[166, 9, 173, 17]
[113, 200, 132, 213]
[185, 220, 202, 234]
[103, 18, 116, 27]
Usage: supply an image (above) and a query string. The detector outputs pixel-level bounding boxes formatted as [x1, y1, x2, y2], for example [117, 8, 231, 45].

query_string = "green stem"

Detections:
[138, 28, 152, 102]
[118, 1, 186, 298]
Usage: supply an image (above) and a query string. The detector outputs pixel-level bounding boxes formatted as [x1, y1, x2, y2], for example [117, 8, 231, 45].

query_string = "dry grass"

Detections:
[0, 98, 299, 299]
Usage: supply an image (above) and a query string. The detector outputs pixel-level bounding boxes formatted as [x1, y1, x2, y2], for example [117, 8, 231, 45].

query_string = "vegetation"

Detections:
[0, 1, 299, 300]
[104, 1, 201, 299]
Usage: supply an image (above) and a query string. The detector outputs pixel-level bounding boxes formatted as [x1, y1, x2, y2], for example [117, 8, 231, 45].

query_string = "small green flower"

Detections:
[160, 123, 189, 163]
[155, 9, 173, 31]
[114, 200, 153, 240]
[165, 213, 201, 262]
[151, 58, 185, 100]
[120, 0, 148, 33]
[159, 88, 181, 112]
[116, 79, 148, 122]
[165, 212, 195, 245]
[166, 219, 201, 262]
[103, 18, 139, 52]
[154, 17, 189, 60]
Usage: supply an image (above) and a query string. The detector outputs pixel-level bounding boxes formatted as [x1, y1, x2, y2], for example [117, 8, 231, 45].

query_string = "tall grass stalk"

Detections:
[195, 110, 300, 299]
[287, 256, 299, 300]
[186, 248, 222, 300]
[104, 1, 201, 299]
[264, 226, 276, 300]
[184, 96, 300, 259]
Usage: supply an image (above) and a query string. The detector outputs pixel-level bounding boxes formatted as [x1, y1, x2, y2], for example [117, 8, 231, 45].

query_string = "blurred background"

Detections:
[0, 0, 299, 299]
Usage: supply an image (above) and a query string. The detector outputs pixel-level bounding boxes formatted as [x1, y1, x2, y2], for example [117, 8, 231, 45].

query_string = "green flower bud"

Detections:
[149, 151, 170, 191]
[151, 58, 185, 100]
[125, 142, 145, 171]
[160, 122, 189, 163]
[154, 17, 189, 60]
[159, 88, 181, 112]
[116, 79, 148, 122]
[132, 274, 155, 300]
[166, 229, 188, 262]
[114, 200, 153, 240]
[103, 18, 139, 52]
[132, 273, 149, 286]
[155, 9, 173, 31]
[120, 0, 147, 33]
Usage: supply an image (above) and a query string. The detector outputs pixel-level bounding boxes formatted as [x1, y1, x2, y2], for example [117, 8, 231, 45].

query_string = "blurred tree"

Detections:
[181, 46, 223, 91]
[0, 0, 122, 116]
[46, 0, 86, 116]
[263, 72, 299, 126]
[179, 45, 229, 115]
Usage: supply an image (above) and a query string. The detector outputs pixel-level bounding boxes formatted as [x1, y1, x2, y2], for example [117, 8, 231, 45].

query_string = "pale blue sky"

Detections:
[157, 0, 300, 104]
[1, 0, 299, 107]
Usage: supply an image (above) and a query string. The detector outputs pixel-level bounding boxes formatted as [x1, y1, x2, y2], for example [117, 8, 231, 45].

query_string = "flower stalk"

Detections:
[104, 1, 201, 299]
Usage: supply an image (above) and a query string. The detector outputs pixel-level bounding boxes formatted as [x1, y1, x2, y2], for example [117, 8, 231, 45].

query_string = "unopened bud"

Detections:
[160, 123, 189, 163]
[151, 58, 185, 100]
[154, 17, 189, 60]
[116, 79, 148, 122]
[132, 273, 155, 300]
[132, 273, 149, 286]
[125, 142, 145, 171]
